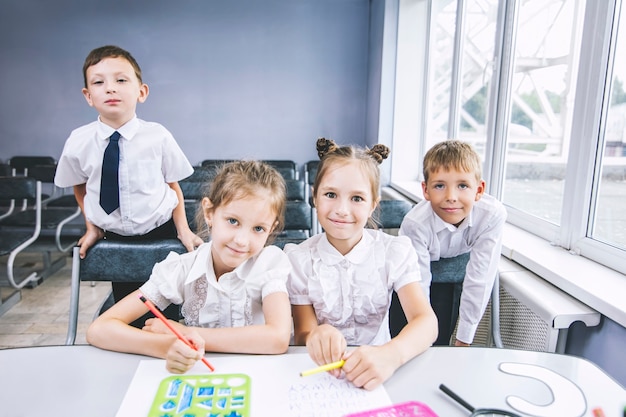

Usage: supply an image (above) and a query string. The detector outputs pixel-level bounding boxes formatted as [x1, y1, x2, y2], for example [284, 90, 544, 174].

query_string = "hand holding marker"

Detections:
[300, 360, 345, 377]
[139, 294, 214, 371]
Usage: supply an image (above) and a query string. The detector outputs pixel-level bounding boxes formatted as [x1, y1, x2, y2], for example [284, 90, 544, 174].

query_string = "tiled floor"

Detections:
[0, 247, 111, 348]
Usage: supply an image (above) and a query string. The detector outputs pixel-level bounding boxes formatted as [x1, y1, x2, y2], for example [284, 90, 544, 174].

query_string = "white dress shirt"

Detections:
[140, 243, 291, 327]
[285, 229, 421, 346]
[399, 193, 506, 344]
[54, 116, 193, 236]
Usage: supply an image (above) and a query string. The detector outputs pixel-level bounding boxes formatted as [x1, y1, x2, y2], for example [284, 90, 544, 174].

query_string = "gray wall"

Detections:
[0, 0, 376, 170]
[568, 316, 626, 386]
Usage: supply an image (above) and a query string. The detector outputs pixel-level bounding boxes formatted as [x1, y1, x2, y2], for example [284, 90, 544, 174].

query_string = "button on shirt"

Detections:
[285, 229, 421, 346]
[399, 193, 507, 344]
[54, 116, 193, 236]
[140, 243, 291, 327]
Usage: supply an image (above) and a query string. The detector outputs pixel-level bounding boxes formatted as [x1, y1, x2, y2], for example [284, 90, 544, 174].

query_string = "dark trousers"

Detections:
[103, 219, 182, 327]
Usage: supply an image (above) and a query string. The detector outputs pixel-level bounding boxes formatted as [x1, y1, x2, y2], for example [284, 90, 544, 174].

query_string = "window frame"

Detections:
[388, 0, 626, 276]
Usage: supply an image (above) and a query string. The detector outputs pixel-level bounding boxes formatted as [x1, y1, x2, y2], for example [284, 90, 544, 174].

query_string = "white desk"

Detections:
[1, 345, 624, 416]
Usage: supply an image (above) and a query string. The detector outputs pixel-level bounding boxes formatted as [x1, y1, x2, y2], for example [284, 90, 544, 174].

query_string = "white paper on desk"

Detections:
[116, 353, 391, 417]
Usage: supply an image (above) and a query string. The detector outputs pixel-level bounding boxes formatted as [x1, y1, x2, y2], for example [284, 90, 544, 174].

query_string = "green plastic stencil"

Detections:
[148, 373, 251, 417]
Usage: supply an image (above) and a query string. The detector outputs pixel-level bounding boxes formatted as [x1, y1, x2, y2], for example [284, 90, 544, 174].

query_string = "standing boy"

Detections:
[399, 140, 506, 346]
[55, 45, 202, 306]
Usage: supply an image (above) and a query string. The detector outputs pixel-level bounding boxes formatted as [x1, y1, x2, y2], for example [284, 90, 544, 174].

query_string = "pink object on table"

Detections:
[344, 400, 438, 417]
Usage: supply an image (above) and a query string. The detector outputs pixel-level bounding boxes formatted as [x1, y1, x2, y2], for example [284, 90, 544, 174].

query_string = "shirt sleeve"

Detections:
[399, 212, 435, 298]
[54, 137, 87, 188]
[284, 242, 313, 305]
[456, 203, 507, 344]
[250, 246, 290, 299]
[160, 129, 194, 183]
[387, 235, 422, 291]
[139, 251, 191, 311]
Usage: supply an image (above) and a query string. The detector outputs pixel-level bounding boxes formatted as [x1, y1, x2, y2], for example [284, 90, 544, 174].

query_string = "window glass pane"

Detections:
[425, 0, 456, 152]
[502, 0, 585, 225]
[458, 0, 498, 159]
[592, 4, 626, 249]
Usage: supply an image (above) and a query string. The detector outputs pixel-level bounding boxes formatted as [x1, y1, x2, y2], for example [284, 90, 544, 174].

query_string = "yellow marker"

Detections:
[299, 360, 345, 377]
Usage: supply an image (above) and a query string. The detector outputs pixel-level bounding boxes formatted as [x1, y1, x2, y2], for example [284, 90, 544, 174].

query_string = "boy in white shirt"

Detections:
[55, 45, 202, 312]
[399, 140, 506, 346]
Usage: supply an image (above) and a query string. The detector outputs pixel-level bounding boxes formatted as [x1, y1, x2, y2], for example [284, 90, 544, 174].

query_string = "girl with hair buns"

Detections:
[87, 160, 292, 374]
[285, 138, 438, 390]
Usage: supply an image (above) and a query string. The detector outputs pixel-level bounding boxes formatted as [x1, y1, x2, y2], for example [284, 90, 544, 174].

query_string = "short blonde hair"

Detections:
[423, 140, 482, 183]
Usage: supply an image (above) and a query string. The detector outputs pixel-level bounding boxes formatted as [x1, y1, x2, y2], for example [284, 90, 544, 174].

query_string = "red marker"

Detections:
[139, 294, 214, 371]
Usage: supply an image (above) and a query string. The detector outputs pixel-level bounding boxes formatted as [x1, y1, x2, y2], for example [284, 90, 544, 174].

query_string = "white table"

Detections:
[1, 345, 624, 416]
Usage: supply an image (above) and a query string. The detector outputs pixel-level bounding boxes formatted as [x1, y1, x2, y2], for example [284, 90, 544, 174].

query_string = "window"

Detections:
[592, 2, 626, 250]
[389, 0, 626, 275]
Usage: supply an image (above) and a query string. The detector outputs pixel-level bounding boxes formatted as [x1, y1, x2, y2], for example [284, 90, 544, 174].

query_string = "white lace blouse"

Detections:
[140, 242, 290, 327]
[285, 229, 421, 346]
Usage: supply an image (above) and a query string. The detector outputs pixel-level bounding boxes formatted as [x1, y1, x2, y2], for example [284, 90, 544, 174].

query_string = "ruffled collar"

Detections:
[317, 230, 375, 266]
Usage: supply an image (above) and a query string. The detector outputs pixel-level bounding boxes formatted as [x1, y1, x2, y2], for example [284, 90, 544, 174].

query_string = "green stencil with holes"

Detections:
[148, 373, 251, 417]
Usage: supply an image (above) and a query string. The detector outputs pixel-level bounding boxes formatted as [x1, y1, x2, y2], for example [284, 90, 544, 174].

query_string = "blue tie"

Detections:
[100, 131, 121, 214]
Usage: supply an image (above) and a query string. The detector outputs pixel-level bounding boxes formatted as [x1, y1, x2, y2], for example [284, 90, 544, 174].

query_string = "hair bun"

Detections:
[316, 137, 338, 159]
[367, 144, 390, 164]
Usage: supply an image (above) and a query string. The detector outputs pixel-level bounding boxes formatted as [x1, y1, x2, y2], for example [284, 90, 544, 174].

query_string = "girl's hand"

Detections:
[306, 324, 347, 378]
[143, 317, 184, 335]
[341, 345, 401, 391]
[165, 330, 205, 374]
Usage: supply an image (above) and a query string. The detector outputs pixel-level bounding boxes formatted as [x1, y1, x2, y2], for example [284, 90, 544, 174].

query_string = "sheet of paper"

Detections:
[116, 353, 391, 417]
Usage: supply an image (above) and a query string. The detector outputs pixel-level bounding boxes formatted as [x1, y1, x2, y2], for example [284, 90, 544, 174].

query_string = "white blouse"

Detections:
[285, 229, 421, 346]
[140, 242, 290, 327]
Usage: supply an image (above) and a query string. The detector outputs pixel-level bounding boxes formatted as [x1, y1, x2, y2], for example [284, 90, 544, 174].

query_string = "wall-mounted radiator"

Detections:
[495, 257, 600, 353]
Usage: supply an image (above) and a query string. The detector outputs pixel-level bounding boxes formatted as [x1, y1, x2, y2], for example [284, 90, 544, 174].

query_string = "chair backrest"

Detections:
[24, 164, 70, 205]
[8, 156, 57, 175]
[373, 199, 414, 229]
[262, 160, 297, 180]
[303, 160, 319, 205]
[25, 164, 57, 183]
[66, 239, 186, 344]
[283, 200, 312, 231]
[0, 176, 40, 201]
[180, 166, 216, 200]
[0, 163, 11, 176]
[78, 239, 187, 282]
[273, 200, 313, 248]
[304, 160, 319, 185]
[285, 179, 306, 201]
[200, 159, 235, 169]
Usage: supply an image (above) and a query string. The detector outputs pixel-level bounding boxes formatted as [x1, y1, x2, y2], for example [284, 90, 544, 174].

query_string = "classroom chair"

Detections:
[179, 165, 218, 231]
[0, 177, 52, 289]
[8, 155, 57, 176]
[389, 252, 503, 347]
[273, 200, 313, 249]
[200, 159, 235, 170]
[261, 160, 298, 180]
[66, 239, 186, 345]
[372, 199, 414, 230]
[303, 160, 320, 234]
[285, 179, 306, 202]
[13, 164, 82, 252]
[0, 162, 10, 176]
